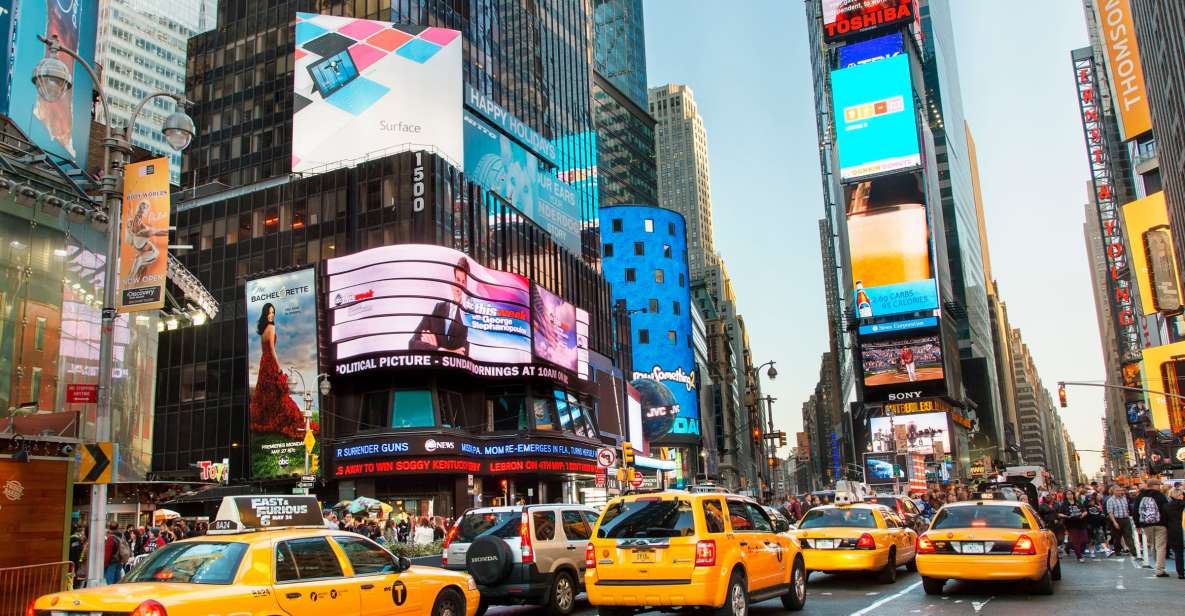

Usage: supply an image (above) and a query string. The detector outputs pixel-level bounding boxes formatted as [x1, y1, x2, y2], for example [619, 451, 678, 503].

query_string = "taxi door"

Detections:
[272, 537, 359, 616]
[725, 499, 783, 590]
[884, 512, 915, 564]
[331, 535, 419, 616]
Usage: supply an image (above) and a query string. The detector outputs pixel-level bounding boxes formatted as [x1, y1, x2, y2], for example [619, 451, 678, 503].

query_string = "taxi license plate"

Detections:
[961, 542, 986, 554]
[814, 539, 835, 549]
[632, 549, 656, 563]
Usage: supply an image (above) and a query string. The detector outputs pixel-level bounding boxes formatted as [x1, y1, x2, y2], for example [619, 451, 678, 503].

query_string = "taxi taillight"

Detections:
[916, 533, 936, 554]
[695, 540, 716, 566]
[130, 600, 167, 616]
[441, 519, 461, 565]
[1012, 535, 1036, 555]
[520, 511, 534, 564]
[856, 533, 876, 549]
[585, 542, 597, 569]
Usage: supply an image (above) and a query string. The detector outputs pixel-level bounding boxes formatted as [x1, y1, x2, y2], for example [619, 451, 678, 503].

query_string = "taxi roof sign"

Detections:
[209, 495, 323, 534]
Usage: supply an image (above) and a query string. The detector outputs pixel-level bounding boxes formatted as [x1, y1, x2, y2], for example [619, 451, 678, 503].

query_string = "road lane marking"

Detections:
[848, 580, 922, 616]
[972, 597, 994, 613]
[1116, 573, 1125, 590]
[865, 591, 879, 596]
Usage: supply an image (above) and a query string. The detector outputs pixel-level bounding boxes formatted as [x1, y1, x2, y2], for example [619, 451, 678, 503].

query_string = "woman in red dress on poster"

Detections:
[250, 303, 318, 438]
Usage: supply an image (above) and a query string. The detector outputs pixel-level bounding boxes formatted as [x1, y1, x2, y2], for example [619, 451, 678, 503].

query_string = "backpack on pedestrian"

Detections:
[117, 536, 133, 565]
[1137, 495, 1162, 525]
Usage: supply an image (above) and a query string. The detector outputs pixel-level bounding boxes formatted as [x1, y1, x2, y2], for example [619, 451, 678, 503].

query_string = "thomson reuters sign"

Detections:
[823, 0, 914, 42]
[1095, 0, 1151, 140]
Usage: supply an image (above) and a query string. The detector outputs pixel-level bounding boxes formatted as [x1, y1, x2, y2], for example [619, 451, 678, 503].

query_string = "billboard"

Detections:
[869, 412, 950, 456]
[532, 284, 578, 372]
[1094, 0, 1152, 140]
[864, 452, 897, 484]
[858, 316, 937, 336]
[1122, 192, 1181, 316]
[7, 0, 98, 168]
[838, 32, 904, 68]
[118, 158, 170, 312]
[848, 172, 937, 318]
[292, 13, 462, 173]
[860, 333, 943, 387]
[832, 54, 921, 181]
[245, 269, 320, 479]
[823, 0, 915, 42]
[463, 110, 583, 254]
[1140, 340, 1185, 433]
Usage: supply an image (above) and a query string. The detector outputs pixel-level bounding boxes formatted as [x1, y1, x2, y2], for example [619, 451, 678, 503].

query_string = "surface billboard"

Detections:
[292, 13, 462, 173]
[847, 172, 937, 318]
[823, 0, 915, 42]
[860, 333, 943, 387]
[7, 0, 98, 168]
[1140, 340, 1185, 433]
[1122, 192, 1181, 316]
[863, 452, 898, 484]
[869, 412, 950, 457]
[831, 54, 921, 181]
[838, 32, 904, 68]
[118, 158, 170, 312]
[245, 268, 321, 479]
[532, 284, 578, 372]
[1094, 0, 1152, 140]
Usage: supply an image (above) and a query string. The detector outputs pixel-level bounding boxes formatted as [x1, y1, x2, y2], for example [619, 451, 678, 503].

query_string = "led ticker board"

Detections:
[331, 433, 600, 478]
[838, 32, 904, 68]
[823, 0, 916, 43]
[832, 54, 921, 181]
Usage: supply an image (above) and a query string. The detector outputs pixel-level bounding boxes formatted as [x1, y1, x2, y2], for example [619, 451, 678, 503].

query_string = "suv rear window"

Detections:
[458, 511, 521, 542]
[799, 508, 877, 529]
[597, 498, 694, 538]
[932, 505, 1031, 530]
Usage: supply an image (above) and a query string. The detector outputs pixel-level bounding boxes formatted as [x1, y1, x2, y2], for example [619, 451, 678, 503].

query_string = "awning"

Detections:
[164, 483, 266, 505]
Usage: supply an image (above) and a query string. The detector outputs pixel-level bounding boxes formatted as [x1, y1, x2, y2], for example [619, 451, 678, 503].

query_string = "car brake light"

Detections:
[520, 511, 534, 564]
[130, 601, 167, 616]
[585, 543, 597, 569]
[1012, 535, 1036, 555]
[441, 519, 461, 565]
[916, 533, 936, 554]
[856, 533, 876, 549]
[695, 540, 716, 566]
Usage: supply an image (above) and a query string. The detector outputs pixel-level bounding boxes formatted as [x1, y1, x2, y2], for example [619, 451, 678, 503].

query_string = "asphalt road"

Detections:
[473, 553, 1184, 616]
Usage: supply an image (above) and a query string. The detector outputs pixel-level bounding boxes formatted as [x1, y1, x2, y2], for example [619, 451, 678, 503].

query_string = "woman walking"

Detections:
[1164, 488, 1184, 579]
[1062, 490, 1090, 562]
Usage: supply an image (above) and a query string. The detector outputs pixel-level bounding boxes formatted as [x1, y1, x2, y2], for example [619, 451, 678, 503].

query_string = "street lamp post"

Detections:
[287, 368, 331, 477]
[751, 360, 777, 494]
[33, 34, 195, 587]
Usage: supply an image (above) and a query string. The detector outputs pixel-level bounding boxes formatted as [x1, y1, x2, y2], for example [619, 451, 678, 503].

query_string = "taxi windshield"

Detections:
[458, 511, 521, 542]
[932, 505, 1031, 530]
[597, 498, 694, 538]
[799, 508, 877, 529]
[124, 541, 247, 584]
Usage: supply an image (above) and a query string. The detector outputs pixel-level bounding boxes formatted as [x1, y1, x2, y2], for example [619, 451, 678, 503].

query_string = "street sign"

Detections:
[65, 383, 99, 404]
[597, 447, 617, 468]
[631, 473, 644, 488]
[78, 443, 114, 484]
[595, 472, 606, 488]
[301, 475, 317, 484]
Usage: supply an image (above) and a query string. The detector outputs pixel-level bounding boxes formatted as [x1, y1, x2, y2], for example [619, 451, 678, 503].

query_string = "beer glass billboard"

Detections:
[245, 268, 320, 479]
[847, 171, 938, 318]
[831, 54, 921, 181]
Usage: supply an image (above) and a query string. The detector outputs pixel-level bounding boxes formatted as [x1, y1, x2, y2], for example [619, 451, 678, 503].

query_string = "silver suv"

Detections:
[443, 504, 599, 615]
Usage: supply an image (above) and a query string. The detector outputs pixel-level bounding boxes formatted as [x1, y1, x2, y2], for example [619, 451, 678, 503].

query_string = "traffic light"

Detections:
[752, 428, 761, 439]
[623, 441, 635, 466]
[779, 432, 788, 447]
[1058, 382, 1067, 408]
[768, 456, 777, 467]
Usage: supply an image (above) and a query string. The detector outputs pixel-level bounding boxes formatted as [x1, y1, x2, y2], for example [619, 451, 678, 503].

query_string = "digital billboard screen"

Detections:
[823, 0, 915, 42]
[838, 32, 904, 68]
[831, 54, 921, 181]
[848, 172, 937, 318]
[532, 284, 578, 372]
[292, 13, 462, 173]
[860, 333, 943, 387]
[864, 452, 898, 484]
[245, 268, 321, 479]
[869, 412, 950, 457]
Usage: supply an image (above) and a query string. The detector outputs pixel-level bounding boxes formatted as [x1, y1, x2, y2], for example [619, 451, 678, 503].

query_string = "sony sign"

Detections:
[887, 391, 923, 401]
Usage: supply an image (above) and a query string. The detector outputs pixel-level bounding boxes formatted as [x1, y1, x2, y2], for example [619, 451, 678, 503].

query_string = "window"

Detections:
[275, 538, 343, 582]
[655, 269, 665, 284]
[612, 218, 623, 232]
[625, 268, 636, 282]
[124, 542, 247, 585]
[644, 219, 654, 232]
[663, 244, 672, 258]
[561, 510, 592, 540]
[638, 329, 650, 344]
[799, 508, 877, 529]
[531, 397, 557, 430]
[598, 498, 694, 538]
[679, 273, 685, 287]
[332, 536, 395, 575]
[726, 499, 758, 532]
[533, 511, 556, 541]
[489, 392, 527, 431]
[745, 503, 774, 532]
[458, 511, 520, 541]
[702, 499, 725, 533]
[672, 301, 681, 315]
[359, 391, 388, 431]
[667, 331, 677, 345]
[391, 390, 434, 428]
[33, 317, 46, 350]
[931, 506, 1031, 530]
[648, 299, 659, 313]
[603, 243, 614, 257]
[634, 242, 645, 256]
[668, 222, 676, 235]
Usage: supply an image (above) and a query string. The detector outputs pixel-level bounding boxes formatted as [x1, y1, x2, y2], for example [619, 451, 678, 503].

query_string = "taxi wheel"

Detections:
[547, 571, 577, 615]
[714, 570, 748, 616]
[1051, 557, 1062, 581]
[431, 588, 466, 616]
[905, 555, 918, 573]
[921, 576, 945, 595]
[1031, 560, 1054, 595]
[877, 548, 897, 584]
[474, 601, 489, 616]
[780, 557, 807, 611]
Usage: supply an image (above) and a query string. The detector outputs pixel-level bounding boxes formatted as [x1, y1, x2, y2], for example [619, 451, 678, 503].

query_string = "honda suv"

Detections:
[443, 504, 599, 615]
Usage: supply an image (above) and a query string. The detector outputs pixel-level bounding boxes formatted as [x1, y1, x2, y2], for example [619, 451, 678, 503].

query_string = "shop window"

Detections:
[531, 397, 557, 431]
[33, 317, 46, 350]
[391, 390, 434, 428]
[489, 393, 527, 431]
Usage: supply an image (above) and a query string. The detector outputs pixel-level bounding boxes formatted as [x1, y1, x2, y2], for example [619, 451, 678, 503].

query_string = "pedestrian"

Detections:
[1061, 491, 1089, 562]
[1106, 485, 1134, 556]
[103, 521, 128, 585]
[432, 517, 445, 542]
[1135, 479, 1170, 577]
[1164, 487, 1184, 579]
[382, 518, 396, 546]
[414, 516, 435, 545]
[1087, 492, 1110, 557]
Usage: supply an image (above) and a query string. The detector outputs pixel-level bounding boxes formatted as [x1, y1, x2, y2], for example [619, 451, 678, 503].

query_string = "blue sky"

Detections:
[644, 0, 1108, 475]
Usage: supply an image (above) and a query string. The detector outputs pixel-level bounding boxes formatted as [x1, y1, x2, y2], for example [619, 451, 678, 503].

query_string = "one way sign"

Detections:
[78, 443, 115, 484]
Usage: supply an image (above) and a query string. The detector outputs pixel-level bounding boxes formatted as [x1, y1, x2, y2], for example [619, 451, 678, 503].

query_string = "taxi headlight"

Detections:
[467, 577, 478, 591]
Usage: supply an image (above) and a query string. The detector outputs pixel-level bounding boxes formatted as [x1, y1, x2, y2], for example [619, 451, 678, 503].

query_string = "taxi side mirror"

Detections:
[774, 519, 790, 533]
[396, 556, 412, 572]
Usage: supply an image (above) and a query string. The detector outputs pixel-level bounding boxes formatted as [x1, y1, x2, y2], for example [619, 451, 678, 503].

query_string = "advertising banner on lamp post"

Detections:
[118, 157, 171, 313]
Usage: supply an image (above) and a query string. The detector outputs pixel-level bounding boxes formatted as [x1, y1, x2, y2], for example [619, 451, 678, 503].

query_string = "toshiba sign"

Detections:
[823, 0, 915, 42]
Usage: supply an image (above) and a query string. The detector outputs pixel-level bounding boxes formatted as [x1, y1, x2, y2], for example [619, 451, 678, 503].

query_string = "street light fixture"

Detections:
[33, 32, 196, 588]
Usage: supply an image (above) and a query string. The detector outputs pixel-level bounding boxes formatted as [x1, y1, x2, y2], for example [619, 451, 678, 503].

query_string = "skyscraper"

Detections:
[95, 0, 217, 185]
[649, 84, 716, 279]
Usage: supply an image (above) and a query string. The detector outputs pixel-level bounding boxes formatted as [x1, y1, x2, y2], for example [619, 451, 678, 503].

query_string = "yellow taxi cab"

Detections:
[584, 490, 805, 616]
[792, 499, 917, 583]
[916, 498, 1060, 595]
[30, 495, 480, 616]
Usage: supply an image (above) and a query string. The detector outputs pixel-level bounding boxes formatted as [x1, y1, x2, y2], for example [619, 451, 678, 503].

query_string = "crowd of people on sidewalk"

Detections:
[322, 510, 448, 547]
[68, 517, 209, 587]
